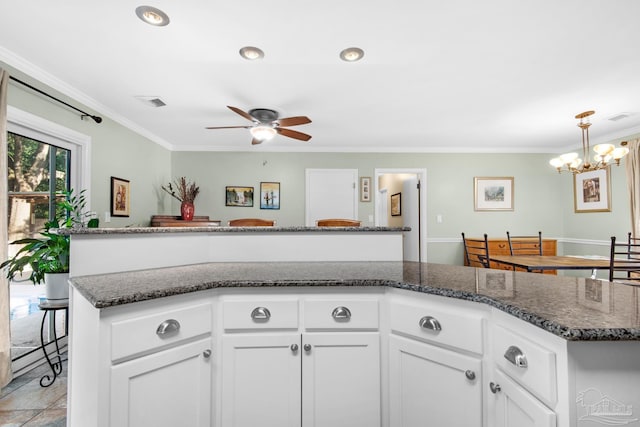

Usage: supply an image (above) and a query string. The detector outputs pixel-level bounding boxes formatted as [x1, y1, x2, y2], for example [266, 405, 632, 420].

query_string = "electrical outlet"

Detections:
[436, 214, 443, 223]
[104, 212, 111, 223]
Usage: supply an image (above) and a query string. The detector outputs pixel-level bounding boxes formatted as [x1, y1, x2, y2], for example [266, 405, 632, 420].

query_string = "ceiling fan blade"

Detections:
[227, 106, 255, 122]
[277, 127, 312, 141]
[205, 125, 251, 129]
[251, 138, 262, 145]
[277, 116, 312, 127]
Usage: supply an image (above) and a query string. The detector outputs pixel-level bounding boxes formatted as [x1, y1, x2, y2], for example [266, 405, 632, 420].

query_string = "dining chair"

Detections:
[461, 233, 490, 268]
[609, 233, 640, 283]
[316, 218, 361, 227]
[228, 218, 276, 226]
[506, 231, 543, 256]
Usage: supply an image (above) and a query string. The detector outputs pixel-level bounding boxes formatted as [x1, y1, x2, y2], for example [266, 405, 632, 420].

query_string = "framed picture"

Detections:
[574, 168, 611, 213]
[360, 177, 371, 202]
[260, 182, 280, 210]
[474, 177, 514, 211]
[225, 186, 254, 207]
[110, 176, 130, 217]
[391, 192, 401, 216]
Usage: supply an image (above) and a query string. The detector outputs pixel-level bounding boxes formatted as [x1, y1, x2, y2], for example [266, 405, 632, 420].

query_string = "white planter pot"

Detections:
[44, 272, 70, 301]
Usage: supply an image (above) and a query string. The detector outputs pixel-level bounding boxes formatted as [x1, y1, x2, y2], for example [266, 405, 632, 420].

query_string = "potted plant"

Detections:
[1, 189, 97, 301]
[162, 177, 200, 221]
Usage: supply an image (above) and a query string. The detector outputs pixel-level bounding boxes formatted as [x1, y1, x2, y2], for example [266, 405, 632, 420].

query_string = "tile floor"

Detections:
[0, 360, 67, 426]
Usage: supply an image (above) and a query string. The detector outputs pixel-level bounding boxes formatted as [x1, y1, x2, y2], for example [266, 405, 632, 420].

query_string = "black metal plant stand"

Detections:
[38, 300, 68, 387]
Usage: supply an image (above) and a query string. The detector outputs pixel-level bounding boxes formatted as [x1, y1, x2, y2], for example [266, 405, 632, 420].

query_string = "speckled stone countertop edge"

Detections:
[70, 276, 640, 342]
[57, 226, 410, 235]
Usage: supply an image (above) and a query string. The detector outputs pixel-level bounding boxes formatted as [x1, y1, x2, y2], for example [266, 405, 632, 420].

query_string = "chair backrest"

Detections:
[461, 233, 490, 268]
[228, 218, 276, 227]
[316, 218, 361, 227]
[507, 231, 543, 256]
[609, 233, 640, 282]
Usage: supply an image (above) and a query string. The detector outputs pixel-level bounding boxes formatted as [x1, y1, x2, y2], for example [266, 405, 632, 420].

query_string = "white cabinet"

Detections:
[221, 333, 302, 427]
[110, 338, 212, 427]
[219, 295, 381, 427]
[68, 290, 214, 427]
[489, 369, 556, 427]
[389, 333, 482, 427]
[302, 333, 380, 427]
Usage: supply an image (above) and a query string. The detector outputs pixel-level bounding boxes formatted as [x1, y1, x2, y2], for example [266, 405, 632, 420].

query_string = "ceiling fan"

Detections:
[206, 106, 312, 145]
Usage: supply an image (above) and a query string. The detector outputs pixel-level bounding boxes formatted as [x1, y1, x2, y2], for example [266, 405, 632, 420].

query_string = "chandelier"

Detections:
[549, 110, 629, 174]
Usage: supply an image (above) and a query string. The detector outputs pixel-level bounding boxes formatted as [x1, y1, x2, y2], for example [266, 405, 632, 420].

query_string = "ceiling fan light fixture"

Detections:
[340, 47, 364, 62]
[239, 46, 264, 60]
[135, 6, 170, 26]
[250, 125, 276, 141]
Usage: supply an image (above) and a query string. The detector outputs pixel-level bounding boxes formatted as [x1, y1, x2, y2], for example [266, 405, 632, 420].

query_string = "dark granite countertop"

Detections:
[69, 261, 640, 342]
[57, 226, 409, 235]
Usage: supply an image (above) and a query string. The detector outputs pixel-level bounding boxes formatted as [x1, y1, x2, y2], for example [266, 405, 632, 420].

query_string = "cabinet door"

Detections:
[389, 335, 482, 427]
[491, 369, 556, 427]
[110, 338, 212, 427]
[221, 334, 302, 427]
[302, 333, 380, 427]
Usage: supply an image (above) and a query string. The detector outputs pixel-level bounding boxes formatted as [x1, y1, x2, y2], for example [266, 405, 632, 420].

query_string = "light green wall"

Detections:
[5, 66, 172, 227]
[5, 64, 638, 266]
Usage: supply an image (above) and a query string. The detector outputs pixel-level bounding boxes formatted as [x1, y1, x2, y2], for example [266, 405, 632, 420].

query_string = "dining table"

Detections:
[489, 254, 613, 275]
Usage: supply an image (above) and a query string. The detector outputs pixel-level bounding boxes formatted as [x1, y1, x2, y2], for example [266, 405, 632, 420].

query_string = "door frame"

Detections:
[374, 168, 427, 262]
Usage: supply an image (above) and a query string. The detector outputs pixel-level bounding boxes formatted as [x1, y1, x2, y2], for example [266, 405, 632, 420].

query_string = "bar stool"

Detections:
[38, 299, 68, 387]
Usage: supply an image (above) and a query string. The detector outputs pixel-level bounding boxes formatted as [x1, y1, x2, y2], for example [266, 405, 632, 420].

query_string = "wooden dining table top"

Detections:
[490, 254, 613, 271]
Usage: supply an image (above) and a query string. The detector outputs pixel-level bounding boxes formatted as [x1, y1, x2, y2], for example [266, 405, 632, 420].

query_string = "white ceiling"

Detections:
[2, 0, 640, 153]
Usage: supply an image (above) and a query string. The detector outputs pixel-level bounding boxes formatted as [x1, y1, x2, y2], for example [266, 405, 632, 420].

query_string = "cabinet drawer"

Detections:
[223, 299, 299, 331]
[390, 302, 484, 354]
[304, 299, 379, 330]
[492, 324, 557, 406]
[111, 303, 212, 362]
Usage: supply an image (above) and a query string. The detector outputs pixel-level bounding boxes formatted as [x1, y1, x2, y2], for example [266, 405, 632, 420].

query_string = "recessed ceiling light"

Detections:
[135, 6, 170, 26]
[239, 46, 264, 60]
[340, 47, 364, 62]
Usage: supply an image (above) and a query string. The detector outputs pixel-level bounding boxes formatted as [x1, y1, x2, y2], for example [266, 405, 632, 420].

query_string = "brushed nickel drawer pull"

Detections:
[251, 307, 271, 321]
[504, 345, 528, 368]
[332, 306, 352, 321]
[156, 319, 180, 337]
[419, 316, 442, 331]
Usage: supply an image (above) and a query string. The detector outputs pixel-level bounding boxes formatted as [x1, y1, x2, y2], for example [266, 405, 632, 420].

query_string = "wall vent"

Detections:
[608, 112, 633, 122]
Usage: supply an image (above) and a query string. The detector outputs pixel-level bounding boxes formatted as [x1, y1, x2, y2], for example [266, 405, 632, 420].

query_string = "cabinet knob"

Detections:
[419, 316, 442, 331]
[156, 319, 180, 337]
[304, 344, 312, 352]
[202, 349, 212, 358]
[504, 345, 528, 368]
[332, 306, 352, 321]
[464, 370, 476, 380]
[291, 344, 299, 352]
[251, 307, 271, 321]
[489, 382, 501, 394]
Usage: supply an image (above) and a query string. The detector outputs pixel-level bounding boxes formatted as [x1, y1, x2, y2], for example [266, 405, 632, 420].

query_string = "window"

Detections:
[7, 131, 71, 254]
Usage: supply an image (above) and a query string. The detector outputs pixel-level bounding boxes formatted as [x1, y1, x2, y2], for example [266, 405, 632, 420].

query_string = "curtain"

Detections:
[625, 138, 640, 239]
[0, 68, 12, 388]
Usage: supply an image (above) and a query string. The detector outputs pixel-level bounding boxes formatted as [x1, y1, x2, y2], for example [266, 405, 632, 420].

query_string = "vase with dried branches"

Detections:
[162, 177, 200, 221]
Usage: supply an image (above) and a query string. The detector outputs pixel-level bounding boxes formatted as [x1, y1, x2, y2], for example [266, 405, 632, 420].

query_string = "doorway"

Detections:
[374, 168, 427, 262]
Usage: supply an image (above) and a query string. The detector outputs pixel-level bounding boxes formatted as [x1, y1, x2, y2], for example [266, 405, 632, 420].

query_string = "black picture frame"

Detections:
[110, 176, 130, 217]
[391, 192, 401, 216]
[260, 182, 280, 210]
[225, 186, 254, 207]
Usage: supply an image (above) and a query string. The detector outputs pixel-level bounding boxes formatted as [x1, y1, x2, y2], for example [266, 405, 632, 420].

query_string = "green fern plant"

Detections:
[1, 189, 97, 284]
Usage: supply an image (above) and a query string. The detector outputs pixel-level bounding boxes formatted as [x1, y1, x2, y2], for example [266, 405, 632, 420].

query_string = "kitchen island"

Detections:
[64, 228, 640, 427]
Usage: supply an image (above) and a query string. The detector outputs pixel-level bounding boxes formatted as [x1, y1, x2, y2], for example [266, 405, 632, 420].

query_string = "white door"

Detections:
[302, 333, 381, 427]
[491, 369, 556, 427]
[110, 338, 212, 427]
[305, 169, 358, 226]
[389, 335, 482, 427]
[402, 177, 420, 262]
[221, 334, 302, 427]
